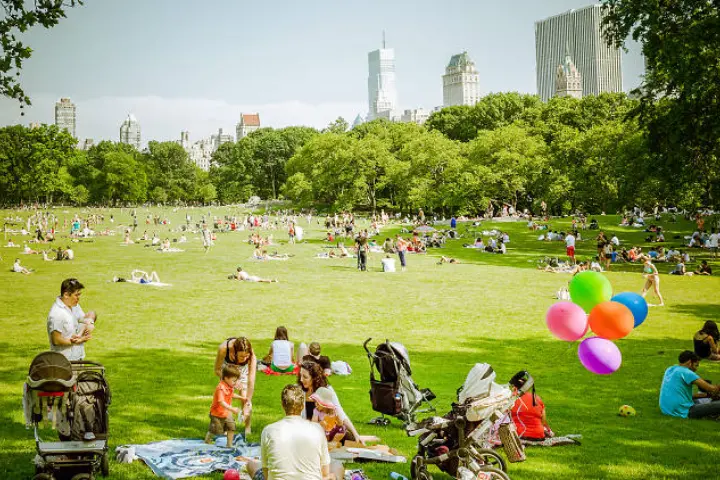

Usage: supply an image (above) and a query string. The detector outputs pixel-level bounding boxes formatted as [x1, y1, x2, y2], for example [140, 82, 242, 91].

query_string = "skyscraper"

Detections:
[119, 114, 141, 150]
[55, 98, 76, 138]
[535, 4, 622, 101]
[443, 52, 481, 107]
[367, 35, 397, 120]
[555, 52, 583, 99]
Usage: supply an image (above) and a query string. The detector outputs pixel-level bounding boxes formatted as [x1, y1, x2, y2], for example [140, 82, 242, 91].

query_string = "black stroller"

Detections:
[25, 352, 111, 480]
[364, 338, 436, 426]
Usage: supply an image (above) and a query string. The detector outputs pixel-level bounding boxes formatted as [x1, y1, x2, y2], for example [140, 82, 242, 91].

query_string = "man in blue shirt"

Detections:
[660, 351, 720, 419]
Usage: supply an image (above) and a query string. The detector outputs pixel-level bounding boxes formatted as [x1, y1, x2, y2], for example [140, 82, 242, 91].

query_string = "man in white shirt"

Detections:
[47, 278, 96, 361]
[565, 232, 576, 264]
[710, 229, 719, 258]
[247, 384, 338, 480]
[611, 235, 620, 246]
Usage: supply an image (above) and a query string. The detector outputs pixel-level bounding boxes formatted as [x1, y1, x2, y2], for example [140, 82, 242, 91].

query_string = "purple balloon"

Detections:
[578, 337, 622, 375]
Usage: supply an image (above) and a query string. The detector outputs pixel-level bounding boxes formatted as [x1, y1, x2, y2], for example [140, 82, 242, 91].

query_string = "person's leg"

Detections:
[653, 280, 664, 306]
[246, 460, 263, 480]
[641, 279, 651, 296]
[688, 400, 720, 419]
[329, 460, 344, 480]
[150, 271, 160, 282]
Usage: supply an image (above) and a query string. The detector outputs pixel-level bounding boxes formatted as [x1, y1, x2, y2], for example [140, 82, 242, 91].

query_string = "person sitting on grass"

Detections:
[246, 384, 341, 480]
[695, 260, 712, 276]
[310, 387, 346, 446]
[205, 364, 242, 446]
[670, 261, 692, 276]
[42, 250, 54, 262]
[13, 258, 32, 275]
[694, 321, 720, 361]
[264, 326, 295, 373]
[510, 374, 554, 440]
[660, 351, 720, 419]
[23, 243, 39, 254]
[590, 256, 603, 272]
[232, 266, 277, 283]
[302, 342, 332, 376]
[438, 256, 461, 264]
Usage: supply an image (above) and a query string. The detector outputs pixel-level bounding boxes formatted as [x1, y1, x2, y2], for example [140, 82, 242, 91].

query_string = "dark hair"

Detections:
[60, 278, 84, 296]
[274, 326, 288, 341]
[232, 337, 253, 365]
[298, 361, 327, 393]
[700, 321, 720, 342]
[221, 364, 240, 380]
[679, 350, 700, 364]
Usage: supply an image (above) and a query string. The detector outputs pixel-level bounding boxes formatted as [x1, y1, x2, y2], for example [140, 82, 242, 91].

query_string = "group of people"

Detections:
[208, 329, 362, 480]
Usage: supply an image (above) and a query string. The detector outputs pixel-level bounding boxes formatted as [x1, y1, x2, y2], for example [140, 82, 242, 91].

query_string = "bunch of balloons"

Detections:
[545, 271, 649, 375]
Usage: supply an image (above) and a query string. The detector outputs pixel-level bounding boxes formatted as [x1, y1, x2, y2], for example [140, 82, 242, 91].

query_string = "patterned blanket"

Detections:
[118, 436, 260, 479]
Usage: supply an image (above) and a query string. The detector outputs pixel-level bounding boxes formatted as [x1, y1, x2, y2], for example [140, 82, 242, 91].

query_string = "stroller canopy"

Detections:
[458, 363, 508, 403]
[27, 351, 76, 392]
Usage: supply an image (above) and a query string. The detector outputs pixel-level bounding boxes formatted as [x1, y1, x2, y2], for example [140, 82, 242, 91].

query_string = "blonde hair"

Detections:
[281, 384, 305, 415]
[309, 342, 321, 356]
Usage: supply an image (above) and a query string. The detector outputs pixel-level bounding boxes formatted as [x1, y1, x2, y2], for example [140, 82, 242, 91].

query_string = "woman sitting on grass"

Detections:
[510, 374, 554, 440]
[694, 321, 720, 361]
[12, 258, 32, 275]
[264, 326, 295, 373]
[298, 361, 364, 445]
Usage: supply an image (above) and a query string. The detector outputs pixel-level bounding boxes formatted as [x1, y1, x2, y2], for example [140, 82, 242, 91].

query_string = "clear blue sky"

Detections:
[0, 0, 643, 145]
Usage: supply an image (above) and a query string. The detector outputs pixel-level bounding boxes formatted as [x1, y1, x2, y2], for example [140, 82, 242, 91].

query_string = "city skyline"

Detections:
[0, 0, 643, 145]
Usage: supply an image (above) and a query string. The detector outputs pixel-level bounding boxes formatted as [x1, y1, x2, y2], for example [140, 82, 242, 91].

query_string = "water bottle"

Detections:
[394, 392, 402, 413]
[389, 473, 409, 480]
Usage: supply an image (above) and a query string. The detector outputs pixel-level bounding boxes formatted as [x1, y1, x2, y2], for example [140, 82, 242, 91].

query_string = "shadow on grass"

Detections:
[669, 303, 720, 319]
[3, 336, 720, 480]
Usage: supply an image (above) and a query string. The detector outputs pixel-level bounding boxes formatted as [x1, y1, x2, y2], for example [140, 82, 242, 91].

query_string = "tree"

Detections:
[96, 151, 147, 204]
[602, 0, 720, 206]
[324, 117, 349, 134]
[1, 0, 84, 107]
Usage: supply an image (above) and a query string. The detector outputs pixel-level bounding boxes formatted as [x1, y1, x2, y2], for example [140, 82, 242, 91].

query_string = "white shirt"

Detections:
[65, 249, 74, 260]
[611, 236, 620, 246]
[381, 257, 396, 272]
[710, 233, 719, 248]
[271, 340, 293, 368]
[565, 235, 575, 248]
[261, 416, 330, 480]
[47, 297, 86, 360]
[13, 261, 23, 272]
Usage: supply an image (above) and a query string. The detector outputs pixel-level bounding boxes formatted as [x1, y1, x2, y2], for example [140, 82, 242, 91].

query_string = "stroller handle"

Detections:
[363, 338, 372, 354]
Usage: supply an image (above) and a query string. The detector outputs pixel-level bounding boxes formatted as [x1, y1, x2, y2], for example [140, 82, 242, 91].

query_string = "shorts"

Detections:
[566, 246, 575, 256]
[253, 470, 265, 480]
[208, 414, 235, 435]
[271, 363, 295, 373]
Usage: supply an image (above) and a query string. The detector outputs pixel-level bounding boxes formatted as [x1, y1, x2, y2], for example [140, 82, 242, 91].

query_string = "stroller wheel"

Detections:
[101, 453, 110, 476]
[472, 448, 507, 473]
[32, 474, 54, 480]
[70, 474, 93, 480]
[415, 466, 433, 480]
[475, 467, 510, 480]
[410, 456, 422, 479]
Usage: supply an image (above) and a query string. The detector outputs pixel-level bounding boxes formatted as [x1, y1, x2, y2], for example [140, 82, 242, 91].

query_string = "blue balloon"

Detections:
[611, 292, 649, 328]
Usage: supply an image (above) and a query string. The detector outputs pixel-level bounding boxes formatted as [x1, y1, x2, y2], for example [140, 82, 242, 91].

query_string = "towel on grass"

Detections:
[521, 434, 581, 447]
[261, 364, 300, 376]
[117, 436, 259, 480]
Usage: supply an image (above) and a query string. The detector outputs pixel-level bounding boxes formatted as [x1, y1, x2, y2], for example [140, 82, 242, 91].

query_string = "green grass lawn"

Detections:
[1, 208, 719, 480]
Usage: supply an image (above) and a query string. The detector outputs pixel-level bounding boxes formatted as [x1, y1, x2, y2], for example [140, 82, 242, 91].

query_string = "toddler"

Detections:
[310, 387, 346, 445]
[205, 365, 242, 445]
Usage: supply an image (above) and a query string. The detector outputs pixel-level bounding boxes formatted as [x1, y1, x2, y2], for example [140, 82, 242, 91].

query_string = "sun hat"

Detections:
[310, 387, 336, 410]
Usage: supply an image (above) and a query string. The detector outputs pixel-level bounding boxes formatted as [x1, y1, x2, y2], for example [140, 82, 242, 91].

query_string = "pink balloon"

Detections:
[578, 337, 622, 375]
[546, 301, 589, 341]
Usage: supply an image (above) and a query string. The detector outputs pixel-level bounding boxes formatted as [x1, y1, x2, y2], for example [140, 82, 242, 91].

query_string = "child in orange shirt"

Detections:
[310, 387, 346, 447]
[205, 365, 242, 446]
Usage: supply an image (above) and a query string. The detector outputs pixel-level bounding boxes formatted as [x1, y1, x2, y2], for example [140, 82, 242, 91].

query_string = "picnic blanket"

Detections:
[117, 436, 260, 480]
[261, 364, 300, 376]
[521, 434, 581, 447]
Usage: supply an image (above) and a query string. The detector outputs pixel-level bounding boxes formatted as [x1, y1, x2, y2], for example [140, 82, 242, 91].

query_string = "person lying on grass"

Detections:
[205, 364, 242, 446]
[438, 256, 460, 264]
[660, 350, 720, 419]
[231, 266, 277, 283]
[113, 270, 162, 284]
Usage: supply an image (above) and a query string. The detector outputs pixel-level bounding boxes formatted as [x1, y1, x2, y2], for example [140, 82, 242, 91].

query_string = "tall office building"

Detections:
[55, 98, 76, 138]
[535, 4, 622, 101]
[367, 35, 397, 120]
[555, 52, 583, 99]
[236, 113, 261, 140]
[119, 114, 141, 150]
[442, 52, 481, 107]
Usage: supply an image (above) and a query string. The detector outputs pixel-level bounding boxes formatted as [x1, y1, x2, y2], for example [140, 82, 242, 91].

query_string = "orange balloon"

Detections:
[588, 302, 634, 340]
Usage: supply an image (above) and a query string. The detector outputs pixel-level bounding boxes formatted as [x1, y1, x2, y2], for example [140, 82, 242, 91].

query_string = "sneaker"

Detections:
[83, 431, 96, 441]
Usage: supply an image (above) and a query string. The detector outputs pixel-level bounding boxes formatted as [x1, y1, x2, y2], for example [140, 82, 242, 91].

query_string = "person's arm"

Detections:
[219, 398, 239, 415]
[693, 378, 720, 397]
[246, 354, 257, 402]
[51, 330, 83, 346]
[321, 464, 334, 480]
[312, 411, 319, 422]
[708, 336, 719, 354]
[213, 344, 226, 377]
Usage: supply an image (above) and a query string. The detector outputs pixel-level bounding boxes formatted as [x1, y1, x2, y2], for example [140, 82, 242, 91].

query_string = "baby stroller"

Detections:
[406, 364, 532, 480]
[24, 352, 111, 480]
[364, 338, 436, 426]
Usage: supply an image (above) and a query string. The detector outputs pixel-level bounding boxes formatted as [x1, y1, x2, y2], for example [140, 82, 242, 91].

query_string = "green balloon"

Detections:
[569, 271, 613, 313]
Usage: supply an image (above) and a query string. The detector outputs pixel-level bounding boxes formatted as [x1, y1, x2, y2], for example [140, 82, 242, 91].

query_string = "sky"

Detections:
[0, 0, 644, 146]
